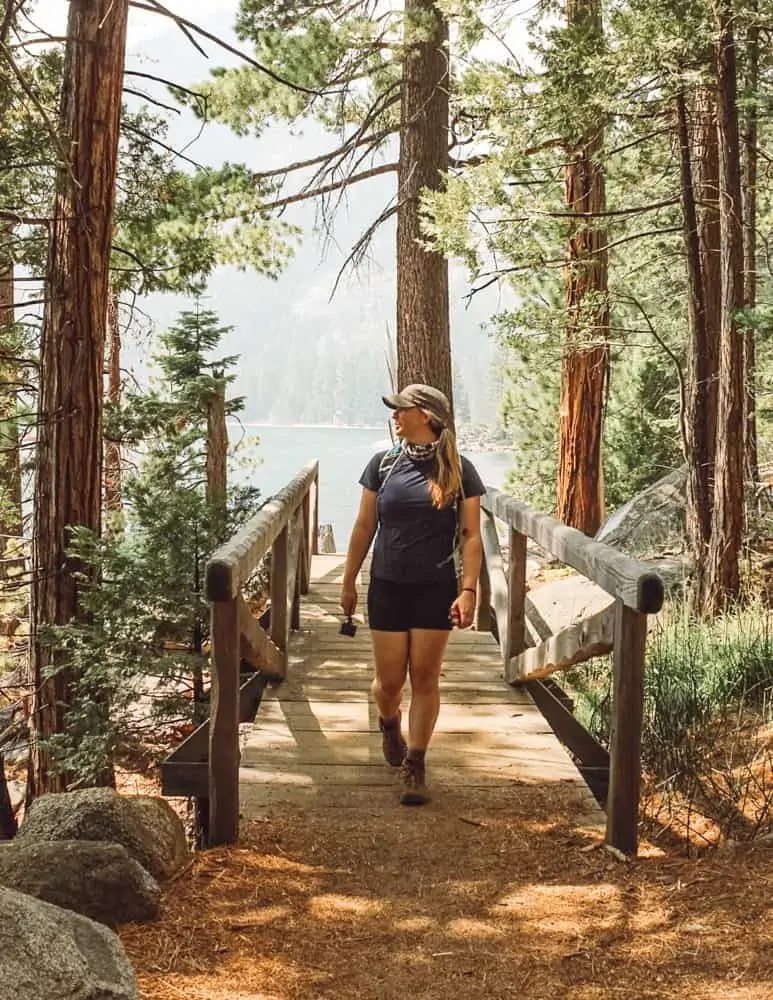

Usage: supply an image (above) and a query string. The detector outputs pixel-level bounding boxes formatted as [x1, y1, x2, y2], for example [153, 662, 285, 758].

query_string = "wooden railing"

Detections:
[204, 461, 319, 845]
[478, 489, 666, 856]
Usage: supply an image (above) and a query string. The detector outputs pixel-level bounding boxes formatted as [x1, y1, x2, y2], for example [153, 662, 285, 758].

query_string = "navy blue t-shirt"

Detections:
[359, 449, 486, 585]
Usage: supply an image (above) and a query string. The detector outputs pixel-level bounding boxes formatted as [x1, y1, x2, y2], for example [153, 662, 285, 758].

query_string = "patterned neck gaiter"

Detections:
[403, 439, 439, 462]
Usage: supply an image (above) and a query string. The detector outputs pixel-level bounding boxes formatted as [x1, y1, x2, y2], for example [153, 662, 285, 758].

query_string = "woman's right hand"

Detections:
[340, 581, 357, 617]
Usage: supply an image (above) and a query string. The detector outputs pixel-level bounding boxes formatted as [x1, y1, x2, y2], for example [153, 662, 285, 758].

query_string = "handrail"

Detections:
[206, 462, 319, 602]
[205, 461, 319, 846]
[482, 489, 664, 614]
[478, 487, 666, 857]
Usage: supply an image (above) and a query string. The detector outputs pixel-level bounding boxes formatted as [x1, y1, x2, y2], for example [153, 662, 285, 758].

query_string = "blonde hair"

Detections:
[428, 425, 463, 508]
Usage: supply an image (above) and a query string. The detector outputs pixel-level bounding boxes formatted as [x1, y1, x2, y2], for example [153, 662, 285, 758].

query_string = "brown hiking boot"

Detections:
[400, 752, 431, 806]
[379, 714, 407, 767]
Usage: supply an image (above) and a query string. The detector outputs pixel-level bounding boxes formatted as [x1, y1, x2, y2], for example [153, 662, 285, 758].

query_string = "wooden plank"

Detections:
[507, 604, 616, 683]
[209, 598, 240, 846]
[240, 762, 583, 788]
[264, 686, 531, 705]
[206, 462, 317, 600]
[525, 679, 610, 770]
[255, 699, 537, 729]
[246, 722, 554, 749]
[606, 599, 647, 856]
[242, 738, 562, 768]
[482, 489, 665, 614]
[237, 595, 284, 678]
[480, 510, 508, 661]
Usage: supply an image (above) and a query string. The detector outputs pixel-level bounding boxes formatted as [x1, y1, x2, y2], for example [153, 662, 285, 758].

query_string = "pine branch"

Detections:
[129, 1, 325, 98]
[0, 210, 50, 226]
[0, 0, 22, 45]
[493, 198, 681, 223]
[120, 122, 208, 171]
[260, 162, 398, 212]
[123, 87, 181, 115]
[252, 126, 397, 184]
[0, 40, 73, 183]
[330, 201, 400, 297]
[124, 70, 207, 106]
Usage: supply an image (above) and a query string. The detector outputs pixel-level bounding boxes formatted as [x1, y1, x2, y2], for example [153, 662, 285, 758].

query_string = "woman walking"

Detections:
[340, 384, 484, 805]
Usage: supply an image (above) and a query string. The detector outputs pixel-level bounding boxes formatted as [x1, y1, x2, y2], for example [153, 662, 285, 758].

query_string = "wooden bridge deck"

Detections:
[239, 555, 604, 820]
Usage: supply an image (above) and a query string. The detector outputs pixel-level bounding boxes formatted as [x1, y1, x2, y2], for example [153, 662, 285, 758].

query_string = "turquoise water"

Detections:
[234, 424, 513, 549]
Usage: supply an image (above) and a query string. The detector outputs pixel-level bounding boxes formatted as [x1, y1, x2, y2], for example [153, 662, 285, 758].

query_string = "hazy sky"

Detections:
[30, 0, 240, 46]
[22, 0, 511, 409]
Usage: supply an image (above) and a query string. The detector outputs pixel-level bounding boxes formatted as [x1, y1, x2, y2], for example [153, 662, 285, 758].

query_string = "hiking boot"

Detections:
[400, 751, 431, 806]
[379, 714, 407, 767]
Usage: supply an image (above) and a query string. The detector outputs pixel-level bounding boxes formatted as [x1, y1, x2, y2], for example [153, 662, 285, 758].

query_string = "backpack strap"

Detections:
[377, 444, 403, 490]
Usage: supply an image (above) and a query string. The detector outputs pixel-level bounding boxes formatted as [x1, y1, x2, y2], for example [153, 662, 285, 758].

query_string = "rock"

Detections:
[0, 840, 160, 926]
[595, 466, 688, 560]
[17, 788, 189, 881]
[0, 885, 137, 1000]
[525, 575, 614, 643]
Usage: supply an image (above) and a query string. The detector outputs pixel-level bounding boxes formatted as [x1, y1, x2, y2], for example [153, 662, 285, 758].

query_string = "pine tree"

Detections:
[51, 306, 260, 784]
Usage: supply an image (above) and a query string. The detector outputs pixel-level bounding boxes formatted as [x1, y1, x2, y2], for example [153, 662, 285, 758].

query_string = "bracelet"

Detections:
[461, 587, 476, 595]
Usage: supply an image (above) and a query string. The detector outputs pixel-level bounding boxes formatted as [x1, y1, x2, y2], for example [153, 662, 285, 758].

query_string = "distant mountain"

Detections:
[125, 10, 511, 427]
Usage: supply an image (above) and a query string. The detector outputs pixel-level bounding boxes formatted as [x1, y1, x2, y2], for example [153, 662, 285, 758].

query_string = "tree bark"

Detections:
[741, 8, 758, 485]
[396, 0, 452, 406]
[676, 91, 712, 586]
[0, 225, 23, 584]
[104, 290, 122, 521]
[206, 377, 228, 542]
[557, 0, 609, 537]
[704, 5, 746, 614]
[29, 0, 129, 796]
[694, 86, 721, 469]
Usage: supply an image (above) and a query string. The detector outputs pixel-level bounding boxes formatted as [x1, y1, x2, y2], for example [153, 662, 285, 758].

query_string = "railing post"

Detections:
[270, 525, 289, 676]
[506, 527, 528, 671]
[209, 597, 240, 846]
[606, 597, 647, 855]
[475, 553, 492, 632]
[300, 488, 311, 595]
[311, 473, 319, 556]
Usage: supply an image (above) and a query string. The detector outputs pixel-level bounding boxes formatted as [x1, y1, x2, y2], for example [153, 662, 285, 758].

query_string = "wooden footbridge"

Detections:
[162, 462, 665, 856]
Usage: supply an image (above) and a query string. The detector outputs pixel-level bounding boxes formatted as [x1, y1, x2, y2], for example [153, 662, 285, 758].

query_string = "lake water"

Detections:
[236, 424, 514, 549]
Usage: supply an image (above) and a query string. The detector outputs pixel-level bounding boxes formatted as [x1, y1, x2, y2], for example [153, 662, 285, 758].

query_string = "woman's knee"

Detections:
[408, 664, 442, 696]
[374, 672, 405, 700]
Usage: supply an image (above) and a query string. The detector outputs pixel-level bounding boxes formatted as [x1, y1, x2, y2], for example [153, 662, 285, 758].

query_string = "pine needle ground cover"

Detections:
[120, 785, 773, 1000]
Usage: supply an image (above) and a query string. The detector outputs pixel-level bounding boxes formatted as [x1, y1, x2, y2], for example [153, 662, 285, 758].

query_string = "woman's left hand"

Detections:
[450, 589, 476, 629]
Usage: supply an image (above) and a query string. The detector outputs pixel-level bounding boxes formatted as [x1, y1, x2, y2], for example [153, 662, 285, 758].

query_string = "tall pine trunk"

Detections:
[677, 91, 712, 584]
[104, 290, 122, 522]
[557, 0, 609, 536]
[0, 226, 23, 585]
[695, 87, 722, 469]
[704, 4, 746, 613]
[206, 377, 228, 540]
[396, 0, 452, 406]
[742, 8, 759, 485]
[29, 0, 128, 796]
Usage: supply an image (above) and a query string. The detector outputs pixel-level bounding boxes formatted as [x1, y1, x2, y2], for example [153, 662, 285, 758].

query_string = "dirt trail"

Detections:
[120, 782, 773, 1000]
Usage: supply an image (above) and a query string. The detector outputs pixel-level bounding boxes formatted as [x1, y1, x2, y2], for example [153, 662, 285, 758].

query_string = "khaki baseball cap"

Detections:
[382, 383, 452, 428]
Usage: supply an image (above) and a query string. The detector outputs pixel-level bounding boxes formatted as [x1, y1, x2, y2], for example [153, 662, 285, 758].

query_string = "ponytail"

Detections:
[429, 425, 463, 509]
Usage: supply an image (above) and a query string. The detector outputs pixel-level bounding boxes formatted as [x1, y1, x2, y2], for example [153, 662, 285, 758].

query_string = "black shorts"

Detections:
[367, 575, 458, 632]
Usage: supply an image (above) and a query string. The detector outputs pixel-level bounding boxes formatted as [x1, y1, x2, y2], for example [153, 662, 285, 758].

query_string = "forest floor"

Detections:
[119, 779, 773, 1000]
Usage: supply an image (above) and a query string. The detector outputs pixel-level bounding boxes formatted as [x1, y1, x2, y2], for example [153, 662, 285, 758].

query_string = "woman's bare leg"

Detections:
[406, 629, 450, 749]
[370, 630, 410, 766]
[370, 630, 409, 718]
